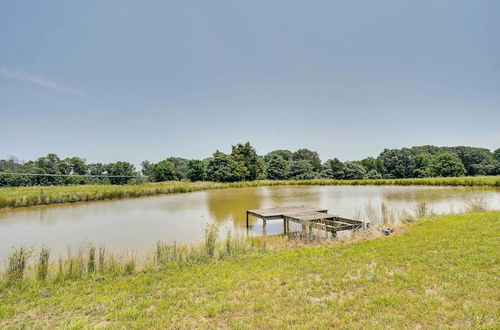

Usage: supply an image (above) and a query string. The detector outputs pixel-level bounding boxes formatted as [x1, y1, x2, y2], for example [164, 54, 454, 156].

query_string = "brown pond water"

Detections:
[0, 185, 498, 261]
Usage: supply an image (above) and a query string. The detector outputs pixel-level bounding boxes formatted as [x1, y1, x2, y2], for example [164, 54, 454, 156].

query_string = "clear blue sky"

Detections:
[1, 0, 499, 166]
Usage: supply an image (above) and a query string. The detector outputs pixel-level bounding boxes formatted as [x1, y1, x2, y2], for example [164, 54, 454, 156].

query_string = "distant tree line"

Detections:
[1, 143, 499, 187]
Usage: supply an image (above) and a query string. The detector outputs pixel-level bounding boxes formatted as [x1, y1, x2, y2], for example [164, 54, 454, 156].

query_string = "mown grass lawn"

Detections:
[1, 212, 499, 328]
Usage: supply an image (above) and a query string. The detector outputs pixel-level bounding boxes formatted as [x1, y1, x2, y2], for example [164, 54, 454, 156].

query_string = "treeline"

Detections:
[0, 154, 136, 186]
[1, 143, 499, 187]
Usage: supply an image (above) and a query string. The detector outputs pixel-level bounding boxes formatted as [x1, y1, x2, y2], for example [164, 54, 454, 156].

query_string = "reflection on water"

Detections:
[206, 188, 264, 225]
[0, 185, 498, 260]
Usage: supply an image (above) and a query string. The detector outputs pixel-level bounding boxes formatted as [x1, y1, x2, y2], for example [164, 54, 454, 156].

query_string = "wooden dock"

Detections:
[246, 206, 366, 236]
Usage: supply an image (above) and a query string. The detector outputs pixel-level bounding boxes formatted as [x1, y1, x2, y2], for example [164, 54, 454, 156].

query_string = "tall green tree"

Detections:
[321, 158, 345, 179]
[378, 148, 415, 178]
[494, 148, 500, 175]
[413, 153, 432, 178]
[264, 150, 293, 163]
[360, 157, 383, 173]
[266, 156, 288, 180]
[148, 160, 176, 182]
[65, 157, 87, 175]
[231, 142, 265, 181]
[187, 159, 207, 181]
[288, 160, 316, 180]
[33, 154, 69, 185]
[450, 146, 495, 176]
[206, 151, 245, 182]
[493, 148, 500, 163]
[106, 161, 136, 184]
[366, 169, 382, 179]
[140, 160, 151, 176]
[429, 153, 466, 177]
[164, 157, 189, 180]
[343, 161, 367, 180]
[88, 163, 106, 176]
[292, 149, 322, 173]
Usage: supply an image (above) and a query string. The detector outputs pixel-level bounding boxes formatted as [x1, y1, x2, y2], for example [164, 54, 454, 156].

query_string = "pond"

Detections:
[0, 185, 498, 261]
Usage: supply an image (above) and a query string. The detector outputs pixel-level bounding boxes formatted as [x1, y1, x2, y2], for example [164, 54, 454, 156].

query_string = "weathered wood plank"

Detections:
[247, 206, 328, 219]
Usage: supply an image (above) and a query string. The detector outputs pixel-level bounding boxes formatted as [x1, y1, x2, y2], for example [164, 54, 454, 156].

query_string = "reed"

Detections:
[466, 197, 489, 213]
[0, 226, 263, 283]
[1, 176, 498, 209]
[6, 247, 32, 282]
[224, 230, 232, 257]
[381, 202, 389, 225]
[124, 256, 136, 275]
[204, 224, 219, 258]
[36, 247, 50, 281]
[414, 201, 430, 218]
[98, 246, 106, 273]
[87, 246, 96, 274]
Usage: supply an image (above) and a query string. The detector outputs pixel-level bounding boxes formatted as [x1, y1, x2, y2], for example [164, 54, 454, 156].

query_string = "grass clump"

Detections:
[98, 246, 106, 273]
[466, 197, 489, 212]
[124, 256, 136, 275]
[204, 224, 219, 258]
[87, 246, 96, 274]
[6, 247, 32, 282]
[414, 201, 430, 218]
[36, 247, 50, 281]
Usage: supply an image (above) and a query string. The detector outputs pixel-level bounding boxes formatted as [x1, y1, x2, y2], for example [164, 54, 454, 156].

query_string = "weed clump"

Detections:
[36, 247, 50, 281]
[204, 224, 219, 258]
[466, 198, 488, 213]
[6, 247, 32, 282]
[87, 246, 96, 274]
[414, 201, 430, 218]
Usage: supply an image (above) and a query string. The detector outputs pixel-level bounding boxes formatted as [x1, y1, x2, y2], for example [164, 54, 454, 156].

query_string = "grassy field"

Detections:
[1, 176, 499, 209]
[1, 211, 498, 328]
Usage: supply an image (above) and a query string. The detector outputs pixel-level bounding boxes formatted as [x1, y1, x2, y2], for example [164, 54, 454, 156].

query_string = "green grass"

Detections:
[1, 211, 498, 328]
[1, 176, 499, 209]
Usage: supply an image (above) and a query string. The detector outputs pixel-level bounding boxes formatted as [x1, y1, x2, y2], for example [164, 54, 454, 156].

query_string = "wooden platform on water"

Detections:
[246, 206, 366, 236]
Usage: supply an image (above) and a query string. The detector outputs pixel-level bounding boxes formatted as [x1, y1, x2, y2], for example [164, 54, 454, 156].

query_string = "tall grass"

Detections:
[1, 176, 498, 209]
[1, 226, 263, 283]
[36, 247, 50, 281]
[204, 224, 219, 258]
[6, 247, 32, 282]
[87, 246, 96, 274]
[98, 246, 106, 274]
[465, 197, 489, 213]
[414, 201, 430, 218]
[124, 255, 136, 275]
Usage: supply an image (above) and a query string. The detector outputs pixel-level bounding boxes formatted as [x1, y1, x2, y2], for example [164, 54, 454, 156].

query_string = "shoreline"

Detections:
[1, 176, 499, 210]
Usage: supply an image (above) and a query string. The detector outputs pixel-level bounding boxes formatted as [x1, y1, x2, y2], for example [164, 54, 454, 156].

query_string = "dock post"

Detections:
[262, 219, 267, 236]
[246, 211, 249, 229]
[283, 219, 287, 234]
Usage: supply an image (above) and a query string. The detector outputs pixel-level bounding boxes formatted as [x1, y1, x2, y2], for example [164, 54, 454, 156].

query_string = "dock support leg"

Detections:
[283, 219, 287, 234]
[284, 219, 290, 234]
[301, 221, 310, 235]
[262, 219, 267, 237]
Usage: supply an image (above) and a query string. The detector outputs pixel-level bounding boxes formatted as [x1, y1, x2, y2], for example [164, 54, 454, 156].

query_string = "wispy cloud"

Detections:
[0, 66, 82, 96]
